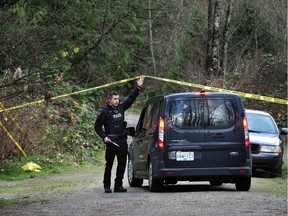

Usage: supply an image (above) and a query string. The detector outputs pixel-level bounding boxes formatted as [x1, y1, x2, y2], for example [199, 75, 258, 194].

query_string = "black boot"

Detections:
[104, 186, 112, 193]
[114, 186, 127, 193]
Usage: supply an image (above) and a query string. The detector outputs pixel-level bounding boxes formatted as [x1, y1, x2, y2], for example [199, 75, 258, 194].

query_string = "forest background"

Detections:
[0, 0, 287, 172]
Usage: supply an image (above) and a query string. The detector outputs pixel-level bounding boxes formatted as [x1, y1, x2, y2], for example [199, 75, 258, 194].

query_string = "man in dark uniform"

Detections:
[95, 76, 144, 193]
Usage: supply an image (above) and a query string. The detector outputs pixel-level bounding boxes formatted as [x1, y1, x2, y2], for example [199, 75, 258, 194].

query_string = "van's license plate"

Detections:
[176, 151, 194, 161]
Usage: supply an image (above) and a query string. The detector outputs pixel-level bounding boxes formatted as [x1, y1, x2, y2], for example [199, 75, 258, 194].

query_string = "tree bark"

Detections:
[211, 0, 221, 76]
[206, 0, 214, 77]
[220, 0, 233, 78]
[148, 0, 157, 78]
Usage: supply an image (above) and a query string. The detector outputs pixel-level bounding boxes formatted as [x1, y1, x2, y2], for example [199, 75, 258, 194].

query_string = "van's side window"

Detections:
[136, 107, 147, 133]
[142, 104, 153, 130]
[150, 102, 160, 132]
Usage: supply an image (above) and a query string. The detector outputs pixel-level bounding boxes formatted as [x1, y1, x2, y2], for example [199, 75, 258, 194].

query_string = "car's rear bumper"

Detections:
[155, 167, 251, 178]
[153, 160, 252, 180]
[252, 153, 283, 169]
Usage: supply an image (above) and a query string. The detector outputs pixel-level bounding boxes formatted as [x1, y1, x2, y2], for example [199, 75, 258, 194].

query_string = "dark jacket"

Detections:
[94, 87, 140, 140]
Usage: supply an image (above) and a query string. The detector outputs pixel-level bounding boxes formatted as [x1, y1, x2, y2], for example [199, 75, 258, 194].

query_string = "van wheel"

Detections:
[148, 161, 163, 192]
[127, 157, 143, 187]
[235, 177, 251, 191]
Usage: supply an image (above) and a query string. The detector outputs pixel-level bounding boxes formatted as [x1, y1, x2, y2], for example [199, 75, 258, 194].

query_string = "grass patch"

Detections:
[0, 151, 105, 207]
[0, 197, 48, 207]
[253, 177, 287, 196]
[0, 150, 105, 181]
[253, 146, 287, 197]
[0, 197, 29, 206]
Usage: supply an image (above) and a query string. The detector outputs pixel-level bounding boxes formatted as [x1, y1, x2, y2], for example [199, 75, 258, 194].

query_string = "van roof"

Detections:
[145, 91, 242, 105]
[164, 91, 240, 98]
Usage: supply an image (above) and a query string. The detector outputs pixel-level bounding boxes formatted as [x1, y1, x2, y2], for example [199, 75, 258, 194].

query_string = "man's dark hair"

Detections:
[108, 92, 119, 100]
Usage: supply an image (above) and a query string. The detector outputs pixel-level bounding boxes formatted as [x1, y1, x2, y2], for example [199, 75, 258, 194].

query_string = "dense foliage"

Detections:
[0, 0, 286, 165]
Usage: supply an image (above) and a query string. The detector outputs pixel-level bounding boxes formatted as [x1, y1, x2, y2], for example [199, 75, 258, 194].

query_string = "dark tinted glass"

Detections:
[150, 102, 161, 132]
[142, 104, 153, 130]
[169, 98, 236, 128]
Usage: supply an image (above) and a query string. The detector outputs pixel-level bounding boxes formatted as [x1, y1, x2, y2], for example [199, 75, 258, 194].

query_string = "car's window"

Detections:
[206, 98, 236, 128]
[142, 104, 153, 131]
[150, 102, 161, 132]
[246, 113, 277, 134]
[169, 98, 236, 129]
[137, 101, 161, 134]
[136, 107, 147, 133]
[169, 99, 203, 128]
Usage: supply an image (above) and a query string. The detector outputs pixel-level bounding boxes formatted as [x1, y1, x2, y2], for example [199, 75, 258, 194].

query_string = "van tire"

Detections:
[127, 157, 143, 187]
[148, 161, 163, 192]
[235, 177, 251, 191]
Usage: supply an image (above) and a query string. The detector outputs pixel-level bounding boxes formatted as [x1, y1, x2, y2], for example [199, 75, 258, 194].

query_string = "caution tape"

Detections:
[0, 75, 286, 114]
[145, 76, 288, 105]
[0, 76, 141, 113]
[0, 120, 27, 157]
[0, 102, 34, 144]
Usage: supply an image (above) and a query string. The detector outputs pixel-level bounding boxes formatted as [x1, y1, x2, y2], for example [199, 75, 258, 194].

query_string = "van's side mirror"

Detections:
[280, 128, 288, 135]
[126, 127, 135, 137]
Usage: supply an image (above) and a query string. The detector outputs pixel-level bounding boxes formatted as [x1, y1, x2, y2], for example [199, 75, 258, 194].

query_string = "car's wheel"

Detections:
[148, 161, 163, 192]
[209, 180, 223, 186]
[235, 177, 251, 191]
[270, 166, 282, 178]
[127, 157, 143, 187]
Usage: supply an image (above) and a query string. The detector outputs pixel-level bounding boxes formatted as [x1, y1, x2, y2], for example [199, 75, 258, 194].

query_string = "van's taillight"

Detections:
[243, 116, 250, 147]
[158, 117, 165, 149]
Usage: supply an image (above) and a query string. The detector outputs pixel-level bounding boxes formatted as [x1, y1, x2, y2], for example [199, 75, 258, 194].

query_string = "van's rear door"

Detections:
[164, 97, 206, 168]
[203, 97, 246, 167]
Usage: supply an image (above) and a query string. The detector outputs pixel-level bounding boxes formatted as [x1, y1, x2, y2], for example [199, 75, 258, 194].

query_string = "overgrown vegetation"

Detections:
[0, 146, 104, 181]
[0, 0, 287, 176]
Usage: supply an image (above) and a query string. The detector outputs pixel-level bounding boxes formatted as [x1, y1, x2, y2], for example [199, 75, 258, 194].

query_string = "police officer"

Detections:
[95, 76, 144, 193]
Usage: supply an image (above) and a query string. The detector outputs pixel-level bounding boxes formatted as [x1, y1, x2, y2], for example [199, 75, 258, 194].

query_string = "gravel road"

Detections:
[0, 169, 287, 216]
[0, 112, 287, 216]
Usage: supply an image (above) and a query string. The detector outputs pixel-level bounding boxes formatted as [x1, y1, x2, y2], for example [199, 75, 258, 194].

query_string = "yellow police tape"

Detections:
[144, 75, 288, 105]
[0, 120, 27, 157]
[0, 102, 30, 157]
[0, 76, 139, 113]
[0, 75, 286, 114]
[0, 102, 34, 144]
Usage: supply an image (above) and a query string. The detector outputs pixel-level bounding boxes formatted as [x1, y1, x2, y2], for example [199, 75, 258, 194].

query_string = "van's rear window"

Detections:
[169, 98, 237, 128]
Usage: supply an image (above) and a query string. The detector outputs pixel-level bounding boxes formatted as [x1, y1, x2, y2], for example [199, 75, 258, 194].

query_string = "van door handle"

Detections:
[212, 134, 225, 138]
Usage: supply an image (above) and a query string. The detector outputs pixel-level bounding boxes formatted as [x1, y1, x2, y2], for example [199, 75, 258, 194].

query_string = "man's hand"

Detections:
[137, 76, 145, 88]
[104, 137, 111, 144]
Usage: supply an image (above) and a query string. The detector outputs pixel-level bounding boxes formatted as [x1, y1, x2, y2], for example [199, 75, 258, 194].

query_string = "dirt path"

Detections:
[0, 168, 287, 216]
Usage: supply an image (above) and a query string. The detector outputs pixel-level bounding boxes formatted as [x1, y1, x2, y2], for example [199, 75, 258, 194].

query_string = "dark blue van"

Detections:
[127, 91, 252, 192]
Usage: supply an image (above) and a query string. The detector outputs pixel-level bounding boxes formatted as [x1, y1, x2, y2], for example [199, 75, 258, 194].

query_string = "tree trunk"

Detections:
[148, 0, 157, 78]
[220, 0, 233, 78]
[206, 0, 214, 77]
[211, 0, 221, 76]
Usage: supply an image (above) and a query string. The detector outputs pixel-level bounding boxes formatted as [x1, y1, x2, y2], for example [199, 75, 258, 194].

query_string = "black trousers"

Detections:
[103, 138, 127, 188]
